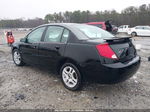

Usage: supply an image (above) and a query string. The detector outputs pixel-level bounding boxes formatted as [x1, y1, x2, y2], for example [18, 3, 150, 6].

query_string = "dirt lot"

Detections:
[0, 30, 150, 109]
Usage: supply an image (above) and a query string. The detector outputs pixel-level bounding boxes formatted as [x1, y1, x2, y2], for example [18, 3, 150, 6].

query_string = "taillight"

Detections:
[96, 43, 118, 59]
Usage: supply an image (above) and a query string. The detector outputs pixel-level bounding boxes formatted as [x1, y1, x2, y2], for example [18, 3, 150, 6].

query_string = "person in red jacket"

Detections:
[6, 31, 15, 45]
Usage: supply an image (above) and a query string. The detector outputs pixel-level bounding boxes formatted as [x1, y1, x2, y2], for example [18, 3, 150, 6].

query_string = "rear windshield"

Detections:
[74, 24, 114, 39]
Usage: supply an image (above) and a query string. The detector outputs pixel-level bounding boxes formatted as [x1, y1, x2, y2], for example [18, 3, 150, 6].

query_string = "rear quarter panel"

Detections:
[64, 43, 101, 69]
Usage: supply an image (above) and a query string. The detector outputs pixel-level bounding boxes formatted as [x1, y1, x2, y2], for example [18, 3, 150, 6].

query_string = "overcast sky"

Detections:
[0, 0, 149, 19]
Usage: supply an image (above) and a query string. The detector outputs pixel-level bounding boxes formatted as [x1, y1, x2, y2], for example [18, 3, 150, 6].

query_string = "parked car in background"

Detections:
[86, 22, 118, 34]
[118, 25, 130, 33]
[128, 26, 150, 37]
[12, 23, 140, 91]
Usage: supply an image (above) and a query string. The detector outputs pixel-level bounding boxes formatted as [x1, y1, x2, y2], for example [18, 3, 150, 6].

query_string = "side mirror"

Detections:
[20, 38, 27, 42]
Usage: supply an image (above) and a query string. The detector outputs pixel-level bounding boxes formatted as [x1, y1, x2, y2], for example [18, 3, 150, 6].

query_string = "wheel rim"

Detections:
[62, 66, 78, 88]
[13, 51, 21, 65]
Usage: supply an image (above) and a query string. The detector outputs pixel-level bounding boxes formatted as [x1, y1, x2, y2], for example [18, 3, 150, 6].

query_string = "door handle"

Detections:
[55, 46, 60, 50]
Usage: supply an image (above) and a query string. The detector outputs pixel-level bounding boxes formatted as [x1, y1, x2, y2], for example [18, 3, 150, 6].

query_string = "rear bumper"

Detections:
[82, 56, 141, 83]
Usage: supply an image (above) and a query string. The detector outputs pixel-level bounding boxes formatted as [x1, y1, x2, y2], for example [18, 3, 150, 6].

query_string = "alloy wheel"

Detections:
[13, 51, 21, 65]
[62, 66, 78, 88]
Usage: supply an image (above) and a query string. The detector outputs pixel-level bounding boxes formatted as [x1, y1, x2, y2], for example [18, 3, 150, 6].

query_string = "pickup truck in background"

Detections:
[117, 25, 130, 33]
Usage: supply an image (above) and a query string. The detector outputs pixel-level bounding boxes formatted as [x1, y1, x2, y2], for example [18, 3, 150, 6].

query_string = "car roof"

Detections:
[38, 23, 82, 28]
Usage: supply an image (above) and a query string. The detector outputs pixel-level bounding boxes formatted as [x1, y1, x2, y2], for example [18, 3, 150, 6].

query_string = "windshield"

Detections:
[74, 24, 115, 39]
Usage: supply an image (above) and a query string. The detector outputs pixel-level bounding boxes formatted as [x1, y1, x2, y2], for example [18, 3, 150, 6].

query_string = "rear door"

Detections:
[143, 26, 150, 36]
[20, 26, 46, 64]
[38, 26, 70, 70]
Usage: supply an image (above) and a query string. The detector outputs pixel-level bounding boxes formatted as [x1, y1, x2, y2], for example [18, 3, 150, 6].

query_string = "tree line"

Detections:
[0, 4, 150, 28]
[0, 18, 45, 28]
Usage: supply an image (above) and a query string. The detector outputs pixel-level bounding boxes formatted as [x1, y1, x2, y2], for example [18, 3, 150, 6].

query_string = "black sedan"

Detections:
[12, 23, 140, 91]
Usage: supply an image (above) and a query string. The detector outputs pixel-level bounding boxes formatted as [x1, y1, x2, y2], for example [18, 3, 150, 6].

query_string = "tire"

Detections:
[12, 49, 25, 66]
[60, 63, 82, 91]
[131, 32, 137, 37]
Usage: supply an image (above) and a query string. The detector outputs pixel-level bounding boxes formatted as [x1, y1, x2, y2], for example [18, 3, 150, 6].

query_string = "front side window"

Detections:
[44, 26, 64, 42]
[74, 24, 114, 39]
[27, 27, 46, 43]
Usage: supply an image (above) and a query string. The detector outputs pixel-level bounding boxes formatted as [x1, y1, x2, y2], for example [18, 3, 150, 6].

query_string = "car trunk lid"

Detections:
[104, 37, 136, 63]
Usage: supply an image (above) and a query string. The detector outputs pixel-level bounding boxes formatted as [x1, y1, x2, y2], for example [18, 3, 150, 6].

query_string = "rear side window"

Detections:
[44, 26, 64, 42]
[143, 27, 150, 30]
[61, 29, 70, 43]
[135, 26, 143, 29]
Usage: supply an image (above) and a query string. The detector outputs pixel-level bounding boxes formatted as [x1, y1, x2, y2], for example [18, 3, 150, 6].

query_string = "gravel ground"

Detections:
[0, 31, 150, 109]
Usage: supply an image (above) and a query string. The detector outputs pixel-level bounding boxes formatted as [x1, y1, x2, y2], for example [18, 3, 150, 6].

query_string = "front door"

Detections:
[135, 26, 145, 36]
[20, 26, 46, 65]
